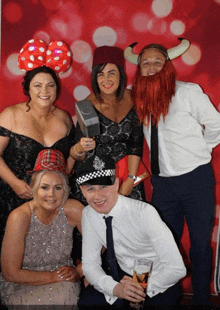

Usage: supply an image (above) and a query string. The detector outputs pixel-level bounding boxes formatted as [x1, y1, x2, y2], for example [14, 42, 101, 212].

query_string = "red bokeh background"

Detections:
[1, 0, 220, 294]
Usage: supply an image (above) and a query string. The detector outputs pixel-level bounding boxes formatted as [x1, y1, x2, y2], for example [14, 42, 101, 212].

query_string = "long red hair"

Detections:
[131, 61, 176, 126]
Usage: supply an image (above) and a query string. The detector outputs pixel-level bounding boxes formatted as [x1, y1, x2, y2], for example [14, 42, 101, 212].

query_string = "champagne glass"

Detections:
[130, 258, 153, 309]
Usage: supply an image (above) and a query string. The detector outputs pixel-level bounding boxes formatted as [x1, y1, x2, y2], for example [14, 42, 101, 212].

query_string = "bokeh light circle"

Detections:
[6, 53, 24, 76]
[182, 44, 202, 65]
[152, 0, 173, 17]
[147, 19, 167, 34]
[170, 20, 185, 35]
[59, 66, 72, 79]
[3, 2, 22, 23]
[74, 85, 91, 101]
[71, 41, 92, 64]
[93, 27, 117, 47]
[132, 13, 150, 32]
[40, 0, 63, 11]
[34, 31, 50, 44]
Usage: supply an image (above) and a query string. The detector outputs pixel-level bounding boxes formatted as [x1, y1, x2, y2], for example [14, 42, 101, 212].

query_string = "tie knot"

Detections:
[104, 216, 113, 226]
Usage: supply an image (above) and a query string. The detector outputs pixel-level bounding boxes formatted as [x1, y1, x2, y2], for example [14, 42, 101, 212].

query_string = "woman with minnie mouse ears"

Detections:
[0, 39, 95, 249]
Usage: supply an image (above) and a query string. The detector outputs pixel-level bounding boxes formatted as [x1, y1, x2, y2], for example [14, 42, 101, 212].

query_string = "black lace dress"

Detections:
[70, 106, 145, 205]
[0, 126, 75, 247]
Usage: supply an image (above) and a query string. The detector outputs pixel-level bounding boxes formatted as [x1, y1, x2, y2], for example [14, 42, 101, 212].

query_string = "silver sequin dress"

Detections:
[0, 206, 80, 308]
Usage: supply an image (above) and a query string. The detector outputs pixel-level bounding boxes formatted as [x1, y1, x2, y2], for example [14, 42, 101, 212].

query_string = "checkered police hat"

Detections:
[75, 154, 115, 186]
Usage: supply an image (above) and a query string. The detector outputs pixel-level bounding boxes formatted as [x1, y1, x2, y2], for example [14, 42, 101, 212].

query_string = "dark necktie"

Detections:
[151, 121, 160, 175]
[104, 216, 120, 282]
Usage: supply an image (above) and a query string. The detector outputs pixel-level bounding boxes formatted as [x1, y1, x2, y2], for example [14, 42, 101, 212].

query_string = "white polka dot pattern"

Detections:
[18, 39, 72, 73]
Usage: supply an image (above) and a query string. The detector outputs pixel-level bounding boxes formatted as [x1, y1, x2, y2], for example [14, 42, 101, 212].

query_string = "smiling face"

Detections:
[80, 178, 119, 214]
[140, 48, 166, 76]
[29, 72, 57, 108]
[97, 63, 120, 96]
[34, 171, 65, 213]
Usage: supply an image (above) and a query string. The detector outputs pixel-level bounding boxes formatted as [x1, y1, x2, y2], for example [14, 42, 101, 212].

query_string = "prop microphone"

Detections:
[75, 100, 100, 138]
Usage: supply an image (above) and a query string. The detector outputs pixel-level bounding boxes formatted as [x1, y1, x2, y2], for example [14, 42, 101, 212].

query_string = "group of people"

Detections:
[0, 36, 219, 309]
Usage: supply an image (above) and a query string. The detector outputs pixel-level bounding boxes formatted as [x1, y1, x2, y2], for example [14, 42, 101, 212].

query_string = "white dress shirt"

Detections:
[82, 195, 186, 304]
[143, 81, 220, 176]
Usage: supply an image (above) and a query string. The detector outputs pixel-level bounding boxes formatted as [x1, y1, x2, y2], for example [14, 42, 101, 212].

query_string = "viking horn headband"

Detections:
[124, 38, 190, 65]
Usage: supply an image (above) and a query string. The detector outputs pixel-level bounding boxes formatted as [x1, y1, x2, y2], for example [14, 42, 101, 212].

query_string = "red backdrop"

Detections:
[1, 0, 220, 294]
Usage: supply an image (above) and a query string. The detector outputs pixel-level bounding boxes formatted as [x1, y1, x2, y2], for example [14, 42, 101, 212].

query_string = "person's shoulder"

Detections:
[7, 202, 31, 226]
[82, 204, 98, 220]
[176, 80, 203, 93]
[120, 195, 158, 216]
[86, 93, 99, 108]
[86, 93, 95, 101]
[0, 103, 25, 129]
[54, 106, 73, 126]
[64, 199, 84, 216]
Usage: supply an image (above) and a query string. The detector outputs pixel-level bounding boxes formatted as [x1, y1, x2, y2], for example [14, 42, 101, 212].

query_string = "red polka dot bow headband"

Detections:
[18, 39, 72, 73]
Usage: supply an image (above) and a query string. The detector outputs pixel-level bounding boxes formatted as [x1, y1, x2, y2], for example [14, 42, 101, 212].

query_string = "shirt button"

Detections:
[152, 291, 155, 295]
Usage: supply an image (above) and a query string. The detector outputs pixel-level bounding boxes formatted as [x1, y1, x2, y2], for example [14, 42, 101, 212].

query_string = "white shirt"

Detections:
[82, 195, 186, 304]
[143, 81, 220, 176]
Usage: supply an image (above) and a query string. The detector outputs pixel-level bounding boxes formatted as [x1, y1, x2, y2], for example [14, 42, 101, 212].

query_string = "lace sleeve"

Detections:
[0, 126, 11, 137]
[74, 122, 84, 143]
[127, 108, 143, 157]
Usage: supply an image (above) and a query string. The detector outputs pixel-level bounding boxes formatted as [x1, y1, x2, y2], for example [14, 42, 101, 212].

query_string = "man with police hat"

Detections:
[76, 154, 186, 309]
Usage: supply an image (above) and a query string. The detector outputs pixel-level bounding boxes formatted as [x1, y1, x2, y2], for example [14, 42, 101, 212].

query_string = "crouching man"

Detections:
[76, 154, 186, 309]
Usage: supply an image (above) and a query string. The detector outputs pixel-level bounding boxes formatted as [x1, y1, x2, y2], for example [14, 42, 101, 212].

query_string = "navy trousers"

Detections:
[151, 163, 215, 304]
[78, 283, 181, 310]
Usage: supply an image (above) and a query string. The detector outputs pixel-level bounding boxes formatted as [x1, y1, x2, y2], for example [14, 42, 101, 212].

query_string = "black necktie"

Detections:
[151, 121, 160, 176]
[104, 216, 120, 282]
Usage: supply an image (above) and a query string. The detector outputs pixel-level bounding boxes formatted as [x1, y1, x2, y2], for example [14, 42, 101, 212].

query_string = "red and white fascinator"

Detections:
[18, 39, 71, 73]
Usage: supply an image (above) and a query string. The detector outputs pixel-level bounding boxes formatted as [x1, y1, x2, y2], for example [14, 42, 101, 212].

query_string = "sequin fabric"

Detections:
[0, 125, 75, 247]
[0, 206, 80, 307]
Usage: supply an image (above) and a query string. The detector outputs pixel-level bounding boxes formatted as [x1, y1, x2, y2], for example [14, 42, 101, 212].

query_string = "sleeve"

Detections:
[188, 84, 220, 149]
[81, 210, 119, 304]
[139, 205, 186, 297]
[74, 122, 84, 143]
[0, 126, 11, 137]
[127, 108, 144, 157]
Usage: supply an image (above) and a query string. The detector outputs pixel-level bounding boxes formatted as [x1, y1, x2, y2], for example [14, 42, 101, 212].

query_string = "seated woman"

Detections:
[0, 39, 94, 248]
[72, 45, 145, 205]
[0, 149, 84, 308]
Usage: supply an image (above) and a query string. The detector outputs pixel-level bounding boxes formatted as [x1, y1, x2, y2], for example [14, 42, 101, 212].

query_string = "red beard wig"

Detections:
[131, 61, 177, 126]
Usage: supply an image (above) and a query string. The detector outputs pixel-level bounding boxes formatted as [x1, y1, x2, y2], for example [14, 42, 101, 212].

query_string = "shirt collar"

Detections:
[100, 194, 122, 219]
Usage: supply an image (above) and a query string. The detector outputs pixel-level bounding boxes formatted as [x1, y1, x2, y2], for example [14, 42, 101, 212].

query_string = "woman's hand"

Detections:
[118, 178, 134, 196]
[79, 137, 96, 153]
[54, 266, 81, 282]
[11, 179, 32, 199]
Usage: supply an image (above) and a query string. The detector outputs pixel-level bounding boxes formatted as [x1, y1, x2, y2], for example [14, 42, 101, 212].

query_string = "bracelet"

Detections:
[128, 174, 137, 182]
[73, 144, 85, 157]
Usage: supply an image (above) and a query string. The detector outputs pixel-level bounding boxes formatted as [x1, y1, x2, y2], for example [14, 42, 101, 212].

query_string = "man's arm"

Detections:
[82, 210, 119, 304]
[140, 205, 186, 297]
[188, 83, 220, 149]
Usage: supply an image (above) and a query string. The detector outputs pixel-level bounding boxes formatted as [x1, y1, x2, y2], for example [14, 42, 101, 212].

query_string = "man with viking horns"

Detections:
[124, 38, 220, 305]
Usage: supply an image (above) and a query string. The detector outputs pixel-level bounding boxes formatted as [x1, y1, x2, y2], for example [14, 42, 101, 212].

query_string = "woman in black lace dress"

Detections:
[71, 46, 145, 205]
[0, 39, 95, 248]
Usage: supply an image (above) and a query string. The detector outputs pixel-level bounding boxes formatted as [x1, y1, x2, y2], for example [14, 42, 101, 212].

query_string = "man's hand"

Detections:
[113, 276, 145, 302]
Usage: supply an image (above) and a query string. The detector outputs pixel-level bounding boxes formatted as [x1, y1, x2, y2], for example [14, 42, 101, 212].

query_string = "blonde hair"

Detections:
[30, 170, 70, 206]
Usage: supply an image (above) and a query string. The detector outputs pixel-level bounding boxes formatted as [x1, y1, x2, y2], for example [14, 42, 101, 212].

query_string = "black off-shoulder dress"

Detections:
[71, 106, 145, 205]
